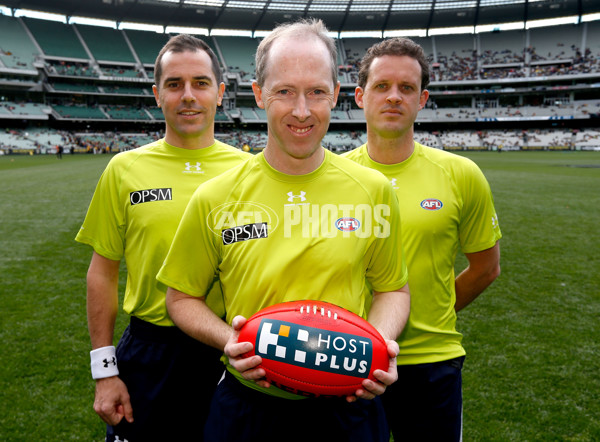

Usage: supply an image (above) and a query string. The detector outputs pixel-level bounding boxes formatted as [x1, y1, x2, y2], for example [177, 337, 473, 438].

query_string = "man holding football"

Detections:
[343, 37, 502, 441]
[76, 34, 250, 441]
[157, 19, 410, 441]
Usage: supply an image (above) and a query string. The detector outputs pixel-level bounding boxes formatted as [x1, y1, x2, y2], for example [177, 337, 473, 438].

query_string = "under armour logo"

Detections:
[492, 214, 499, 229]
[185, 162, 202, 171]
[103, 357, 116, 368]
[287, 191, 306, 203]
[390, 178, 398, 188]
[114, 436, 129, 442]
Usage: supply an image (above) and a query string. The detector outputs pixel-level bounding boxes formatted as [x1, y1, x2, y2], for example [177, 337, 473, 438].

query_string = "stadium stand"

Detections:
[52, 104, 107, 120]
[0, 101, 50, 119]
[0, 15, 39, 71]
[76, 24, 136, 64]
[529, 24, 581, 61]
[104, 105, 151, 120]
[0, 10, 599, 155]
[479, 30, 526, 65]
[50, 82, 100, 93]
[126, 29, 171, 65]
[146, 107, 165, 121]
[216, 36, 260, 82]
[99, 65, 144, 79]
[575, 128, 600, 149]
[24, 17, 88, 59]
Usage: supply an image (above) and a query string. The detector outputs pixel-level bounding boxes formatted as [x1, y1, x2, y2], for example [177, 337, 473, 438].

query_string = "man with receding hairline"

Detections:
[157, 19, 410, 441]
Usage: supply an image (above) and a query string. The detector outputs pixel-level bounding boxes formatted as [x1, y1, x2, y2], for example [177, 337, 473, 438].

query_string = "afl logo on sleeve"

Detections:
[420, 198, 443, 211]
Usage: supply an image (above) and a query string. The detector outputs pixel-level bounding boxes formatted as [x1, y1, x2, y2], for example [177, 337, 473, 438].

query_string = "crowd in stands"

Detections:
[2, 126, 598, 155]
[2, 95, 599, 123]
[340, 43, 600, 82]
[0, 127, 163, 154]
[218, 129, 267, 152]
[100, 65, 146, 79]
[47, 61, 97, 77]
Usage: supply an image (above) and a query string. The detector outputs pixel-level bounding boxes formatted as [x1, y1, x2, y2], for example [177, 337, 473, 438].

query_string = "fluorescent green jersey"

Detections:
[75, 139, 251, 326]
[157, 149, 408, 398]
[344, 142, 501, 365]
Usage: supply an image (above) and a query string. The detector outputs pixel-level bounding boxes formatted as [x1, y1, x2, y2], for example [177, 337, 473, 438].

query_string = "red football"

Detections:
[237, 300, 389, 397]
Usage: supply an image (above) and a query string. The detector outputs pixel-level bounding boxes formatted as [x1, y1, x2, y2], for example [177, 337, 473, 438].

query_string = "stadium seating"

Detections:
[101, 85, 151, 95]
[481, 130, 524, 150]
[0, 15, 39, 70]
[146, 107, 164, 121]
[529, 25, 581, 61]
[479, 30, 526, 65]
[1, 12, 600, 155]
[126, 29, 170, 65]
[322, 130, 363, 151]
[53, 104, 107, 120]
[100, 65, 144, 78]
[215, 36, 260, 82]
[76, 24, 136, 63]
[105, 105, 151, 120]
[0, 101, 50, 119]
[24, 17, 88, 59]
[239, 107, 259, 121]
[575, 128, 600, 150]
[51, 82, 100, 93]
[439, 130, 483, 150]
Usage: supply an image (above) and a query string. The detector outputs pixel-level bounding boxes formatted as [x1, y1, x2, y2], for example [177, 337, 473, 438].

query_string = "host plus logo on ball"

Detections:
[256, 319, 374, 377]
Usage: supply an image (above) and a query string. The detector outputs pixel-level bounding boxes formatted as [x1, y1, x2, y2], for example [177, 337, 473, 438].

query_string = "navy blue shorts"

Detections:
[382, 356, 465, 442]
[204, 371, 390, 442]
[106, 317, 224, 442]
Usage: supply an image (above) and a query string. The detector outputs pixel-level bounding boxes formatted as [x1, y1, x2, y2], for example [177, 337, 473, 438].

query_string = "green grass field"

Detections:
[1, 151, 599, 440]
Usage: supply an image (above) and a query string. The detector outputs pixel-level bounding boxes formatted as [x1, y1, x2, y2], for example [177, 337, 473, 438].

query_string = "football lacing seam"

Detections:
[299, 304, 338, 320]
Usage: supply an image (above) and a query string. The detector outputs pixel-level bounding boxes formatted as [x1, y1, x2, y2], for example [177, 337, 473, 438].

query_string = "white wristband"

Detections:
[90, 346, 119, 380]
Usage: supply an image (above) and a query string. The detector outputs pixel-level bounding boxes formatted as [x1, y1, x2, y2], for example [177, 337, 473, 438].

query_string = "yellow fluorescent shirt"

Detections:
[344, 142, 502, 365]
[157, 149, 408, 398]
[75, 139, 251, 326]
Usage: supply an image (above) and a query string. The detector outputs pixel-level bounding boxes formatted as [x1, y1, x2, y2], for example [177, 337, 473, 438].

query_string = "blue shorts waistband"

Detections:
[129, 316, 187, 342]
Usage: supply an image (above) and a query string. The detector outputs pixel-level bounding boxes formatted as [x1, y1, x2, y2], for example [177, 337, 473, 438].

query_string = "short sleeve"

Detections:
[458, 161, 502, 254]
[364, 182, 409, 292]
[156, 185, 221, 298]
[75, 159, 126, 260]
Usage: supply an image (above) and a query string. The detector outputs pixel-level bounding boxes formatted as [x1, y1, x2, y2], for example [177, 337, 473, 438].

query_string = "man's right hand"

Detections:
[93, 376, 134, 426]
[224, 315, 270, 388]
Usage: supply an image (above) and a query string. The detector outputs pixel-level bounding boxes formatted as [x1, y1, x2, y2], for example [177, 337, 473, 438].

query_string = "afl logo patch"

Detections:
[421, 199, 443, 210]
[335, 217, 360, 232]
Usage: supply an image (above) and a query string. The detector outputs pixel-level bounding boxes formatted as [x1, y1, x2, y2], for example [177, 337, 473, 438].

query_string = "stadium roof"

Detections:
[1, 0, 599, 34]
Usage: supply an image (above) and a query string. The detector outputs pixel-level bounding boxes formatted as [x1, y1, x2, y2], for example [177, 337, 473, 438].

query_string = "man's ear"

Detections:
[217, 82, 225, 106]
[355, 86, 365, 109]
[332, 81, 341, 108]
[152, 85, 160, 107]
[419, 89, 430, 110]
[252, 81, 265, 109]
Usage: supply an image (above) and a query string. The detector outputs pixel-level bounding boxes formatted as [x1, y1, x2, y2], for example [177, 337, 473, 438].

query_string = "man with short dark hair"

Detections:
[76, 34, 250, 441]
[344, 37, 502, 441]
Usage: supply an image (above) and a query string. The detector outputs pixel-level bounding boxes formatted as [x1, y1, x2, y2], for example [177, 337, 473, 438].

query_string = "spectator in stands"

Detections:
[75, 34, 250, 442]
[344, 37, 502, 441]
[157, 19, 410, 442]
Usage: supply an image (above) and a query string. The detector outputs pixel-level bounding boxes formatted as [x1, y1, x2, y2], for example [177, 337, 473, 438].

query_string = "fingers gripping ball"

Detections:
[237, 300, 389, 397]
